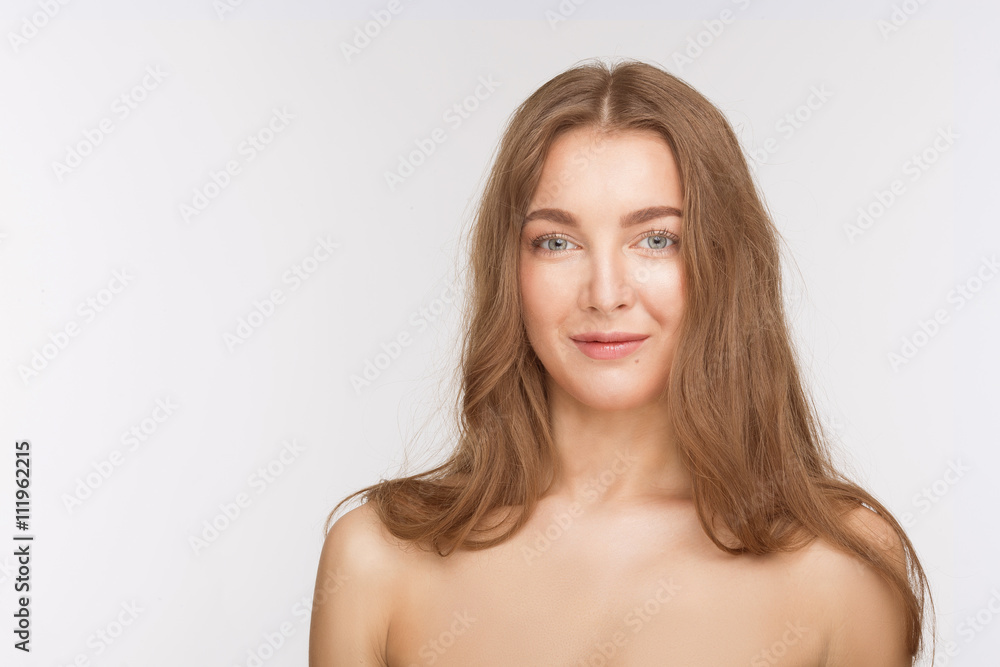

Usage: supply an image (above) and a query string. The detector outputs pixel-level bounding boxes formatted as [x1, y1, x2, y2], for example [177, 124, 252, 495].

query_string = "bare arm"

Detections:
[821, 507, 913, 667]
[309, 503, 397, 667]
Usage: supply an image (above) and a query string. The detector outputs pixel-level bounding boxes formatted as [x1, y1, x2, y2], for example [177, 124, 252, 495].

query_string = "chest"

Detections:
[385, 508, 828, 666]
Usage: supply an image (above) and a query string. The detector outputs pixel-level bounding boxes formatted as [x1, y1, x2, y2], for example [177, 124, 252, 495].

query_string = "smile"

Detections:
[570, 336, 648, 360]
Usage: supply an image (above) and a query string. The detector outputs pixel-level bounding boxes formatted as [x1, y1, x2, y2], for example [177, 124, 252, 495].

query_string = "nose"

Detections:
[579, 246, 635, 315]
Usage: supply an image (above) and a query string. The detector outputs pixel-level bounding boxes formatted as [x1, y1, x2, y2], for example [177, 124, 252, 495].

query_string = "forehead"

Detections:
[530, 126, 682, 209]
[546, 125, 674, 163]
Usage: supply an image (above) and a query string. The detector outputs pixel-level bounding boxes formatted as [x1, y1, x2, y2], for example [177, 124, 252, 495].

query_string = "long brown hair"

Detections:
[327, 58, 933, 661]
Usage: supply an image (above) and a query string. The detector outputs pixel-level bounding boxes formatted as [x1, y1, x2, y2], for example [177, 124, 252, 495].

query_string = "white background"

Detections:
[1, 1, 997, 665]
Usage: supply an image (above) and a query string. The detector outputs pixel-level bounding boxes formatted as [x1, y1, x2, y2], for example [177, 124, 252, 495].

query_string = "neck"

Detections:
[540, 375, 694, 507]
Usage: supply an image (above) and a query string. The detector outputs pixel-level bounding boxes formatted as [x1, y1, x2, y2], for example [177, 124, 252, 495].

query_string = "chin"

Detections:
[557, 376, 668, 412]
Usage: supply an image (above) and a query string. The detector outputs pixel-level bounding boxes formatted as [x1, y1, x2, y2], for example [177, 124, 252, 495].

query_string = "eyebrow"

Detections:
[521, 205, 682, 228]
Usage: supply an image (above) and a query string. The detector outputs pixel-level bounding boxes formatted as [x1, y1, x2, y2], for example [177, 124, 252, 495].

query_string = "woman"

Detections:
[309, 58, 934, 666]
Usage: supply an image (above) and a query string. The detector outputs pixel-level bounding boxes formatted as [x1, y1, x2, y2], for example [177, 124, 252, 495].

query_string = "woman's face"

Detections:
[519, 125, 685, 412]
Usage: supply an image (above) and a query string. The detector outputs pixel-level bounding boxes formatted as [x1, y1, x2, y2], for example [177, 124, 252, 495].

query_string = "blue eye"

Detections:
[536, 237, 578, 252]
[529, 230, 679, 255]
[639, 233, 676, 250]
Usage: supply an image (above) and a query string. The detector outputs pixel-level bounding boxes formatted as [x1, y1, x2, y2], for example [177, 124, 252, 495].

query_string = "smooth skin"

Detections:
[309, 126, 912, 666]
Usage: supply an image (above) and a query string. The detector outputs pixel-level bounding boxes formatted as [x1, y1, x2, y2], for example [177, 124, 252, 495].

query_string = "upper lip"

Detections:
[570, 331, 649, 343]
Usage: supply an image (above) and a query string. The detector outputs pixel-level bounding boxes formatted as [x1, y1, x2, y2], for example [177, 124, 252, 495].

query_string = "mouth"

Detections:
[569, 332, 649, 360]
[569, 331, 649, 343]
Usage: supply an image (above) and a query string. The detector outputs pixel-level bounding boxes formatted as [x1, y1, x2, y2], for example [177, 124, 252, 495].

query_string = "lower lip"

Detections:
[572, 338, 647, 360]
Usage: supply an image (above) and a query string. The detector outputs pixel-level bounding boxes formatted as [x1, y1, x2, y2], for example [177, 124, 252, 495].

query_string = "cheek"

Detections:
[519, 260, 547, 332]
[635, 262, 685, 320]
[519, 258, 574, 339]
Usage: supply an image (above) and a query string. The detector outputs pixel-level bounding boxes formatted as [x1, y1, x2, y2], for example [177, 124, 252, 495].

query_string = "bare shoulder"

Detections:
[790, 505, 912, 667]
[308, 502, 411, 667]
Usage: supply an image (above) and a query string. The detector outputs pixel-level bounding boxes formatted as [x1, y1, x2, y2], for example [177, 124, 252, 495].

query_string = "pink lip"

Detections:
[570, 331, 648, 343]
[570, 332, 649, 360]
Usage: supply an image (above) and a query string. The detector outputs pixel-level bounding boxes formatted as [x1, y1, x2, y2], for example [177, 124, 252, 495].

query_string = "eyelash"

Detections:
[529, 230, 680, 255]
